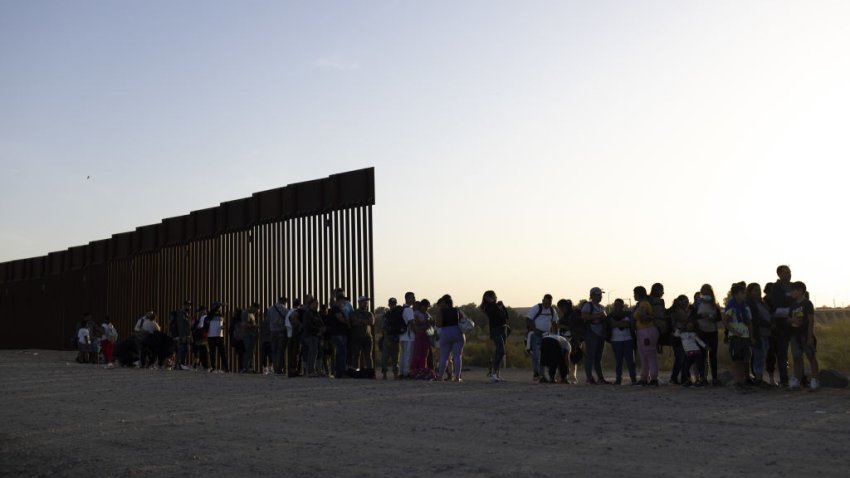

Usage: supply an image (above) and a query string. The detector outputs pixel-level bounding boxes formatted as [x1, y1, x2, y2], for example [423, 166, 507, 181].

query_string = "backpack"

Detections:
[105, 323, 118, 343]
[531, 304, 556, 332]
[385, 305, 408, 336]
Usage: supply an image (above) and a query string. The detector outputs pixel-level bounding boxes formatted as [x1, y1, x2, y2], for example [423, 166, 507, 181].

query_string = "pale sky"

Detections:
[1, 1, 848, 307]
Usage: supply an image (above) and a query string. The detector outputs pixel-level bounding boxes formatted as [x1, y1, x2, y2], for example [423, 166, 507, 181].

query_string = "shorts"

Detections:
[790, 334, 817, 359]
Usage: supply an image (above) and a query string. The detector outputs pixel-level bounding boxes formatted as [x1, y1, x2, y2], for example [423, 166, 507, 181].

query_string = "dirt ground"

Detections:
[1, 350, 849, 478]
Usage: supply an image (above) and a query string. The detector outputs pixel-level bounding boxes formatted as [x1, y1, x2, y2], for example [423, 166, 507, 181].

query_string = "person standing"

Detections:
[410, 299, 433, 372]
[634, 286, 659, 386]
[481, 291, 509, 383]
[788, 282, 820, 391]
[133, 311, 160, 368]
[770, 265, 794, 387]
[436, 294, 465, 382]
[694, 284, 722, 386]
[747, 283, 772, 386]
[669, 295, 691, 385]
[581, 287, 609, 384]
[398, 292, 417, 379]
[267, 297, 289, 375]
[240, 303, 260, 373]
[526, 294, 559, 382]
[609, 299, 637, 385]
[207, 303, 229, 373]
[350, 296, 376, 372]
[101, 316, 118, 368]
[192, 306, 211, 371]
[286, 298, 303, 377]
[557, 299, 580, 384]
[300, 297, 323, 378]
[724, 283, 754, 388]
[380, 298, 401, 380]
[170, 302, 192, 371]
[326, 295, 351, 378]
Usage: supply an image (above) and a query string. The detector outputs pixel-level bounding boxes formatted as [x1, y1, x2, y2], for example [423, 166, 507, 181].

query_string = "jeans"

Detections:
[260, 341, 272, 370]
[697, 330, 719, 381]
[438, 326, 465, 379]
[242, 333, 257, 372]
[271, 331, 287, 373]
[490, 328, 506, 374]
[683, 351, 705, 381]
[380, 335, 399, 377]
[301, 335, 319, 375]
[752, 336, 769, 379]
[583, 330, 606, 381]
[176, 339, 188, 367]
[288, 331, 302, 376]
[530, 333, 543, 376]
[774, 332, 790, 383]
[670, 337, 686, 382]
[208, 337, 228, 371]
[612, 339, 636, 381]
[350, 336, 374, 370]
[330, 334, 348, 378]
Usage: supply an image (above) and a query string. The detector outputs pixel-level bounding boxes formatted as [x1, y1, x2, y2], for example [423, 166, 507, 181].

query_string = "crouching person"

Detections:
[540, 333, 571, 383]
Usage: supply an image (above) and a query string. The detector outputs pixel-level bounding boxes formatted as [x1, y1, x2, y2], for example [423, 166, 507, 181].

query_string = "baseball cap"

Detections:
[590, 287, 605, 296]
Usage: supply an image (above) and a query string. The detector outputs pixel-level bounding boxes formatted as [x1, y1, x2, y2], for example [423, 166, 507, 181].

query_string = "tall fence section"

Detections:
[0, 168, 375, 355]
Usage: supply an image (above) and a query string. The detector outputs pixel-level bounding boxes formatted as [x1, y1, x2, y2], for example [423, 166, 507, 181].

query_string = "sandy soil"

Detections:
[1, 350, 849, 478]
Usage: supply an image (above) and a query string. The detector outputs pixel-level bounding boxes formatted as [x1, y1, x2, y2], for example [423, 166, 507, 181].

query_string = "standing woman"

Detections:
[481, 291, 509, 383]
[669, 295, 690, 385]
[633, 286, 659, 386]
[411, 299, 433, 372]
[436, 294, 465, 382]
[694, 284, 722, 386]
[747, 283, 772, 386]
[724, 283, 754, 388]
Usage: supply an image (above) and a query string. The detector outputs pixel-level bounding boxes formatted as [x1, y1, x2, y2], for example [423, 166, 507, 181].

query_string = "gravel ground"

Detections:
[1, 349, 849, 477]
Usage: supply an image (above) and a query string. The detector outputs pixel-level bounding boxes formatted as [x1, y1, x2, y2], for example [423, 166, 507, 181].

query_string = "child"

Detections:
[76, 320, 91, 364]
[788, 282, 819, 391]
[674, 320, 707, 387]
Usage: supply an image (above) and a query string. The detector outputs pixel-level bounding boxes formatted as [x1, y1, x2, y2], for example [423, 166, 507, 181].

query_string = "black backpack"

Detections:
[386, 305, 408, 336]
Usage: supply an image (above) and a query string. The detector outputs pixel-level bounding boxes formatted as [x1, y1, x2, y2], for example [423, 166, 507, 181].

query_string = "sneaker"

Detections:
[490, 375, 500, 383]
[106, 363, 114, 369]
[179, 364, 191, 371]
[788, 377, 801, 391]
[597, 379, 611, 385]
[682, 380, 693, 387]
[809, 378, 820, 392]
[669, 378, 680, 385]
[694, 380, 705, 388]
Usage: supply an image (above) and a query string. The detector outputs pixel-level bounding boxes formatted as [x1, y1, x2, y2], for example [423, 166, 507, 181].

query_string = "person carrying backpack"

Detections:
[581, 287, 610, 385]
[525, 294, 559, 382]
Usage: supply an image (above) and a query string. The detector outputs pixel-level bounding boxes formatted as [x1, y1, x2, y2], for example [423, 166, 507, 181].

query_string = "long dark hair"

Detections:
[480, 290, 496, 309]
[440, 294, 454, 309]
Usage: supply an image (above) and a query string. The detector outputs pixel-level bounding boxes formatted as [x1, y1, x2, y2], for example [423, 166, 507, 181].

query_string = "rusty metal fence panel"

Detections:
[0, 168, 376, 367]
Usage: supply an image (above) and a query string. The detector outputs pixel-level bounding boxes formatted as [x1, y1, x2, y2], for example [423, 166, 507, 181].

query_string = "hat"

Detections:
[590, 287, 605, 296]
[358, 296, 370, 302]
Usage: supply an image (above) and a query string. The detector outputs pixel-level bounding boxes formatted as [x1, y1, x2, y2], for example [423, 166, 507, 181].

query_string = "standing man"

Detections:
[350, 296, 375, 373]
[286, 298, 303, 377]
[267, 297, 289, 375]
[398, 292, 417, 379]
[770, 265, 793, 388]
[526, 294, 559, 382]
[240, 302, 260, 373]
[380, 298, 401, 380]
[326, 294, 351, 378]
[170, 301, 192, 370]
[581, 287, 610, 384]
[207, 302, 229, 373]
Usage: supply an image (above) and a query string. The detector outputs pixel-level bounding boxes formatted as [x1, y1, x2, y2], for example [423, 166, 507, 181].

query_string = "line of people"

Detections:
[514, 265, 819, 391]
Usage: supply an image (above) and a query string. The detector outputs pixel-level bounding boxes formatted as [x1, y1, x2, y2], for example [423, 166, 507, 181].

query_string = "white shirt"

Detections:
[543, 333, 571, 353]
[285, 309, 297, 337]
[674, 330, 706, 353]
[77, 328, 90, 345]
[399, 305, 415, 342]
[526, 304, 558, 333]
[610, 315, 633, 342]
[208, 315, 224, 338]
